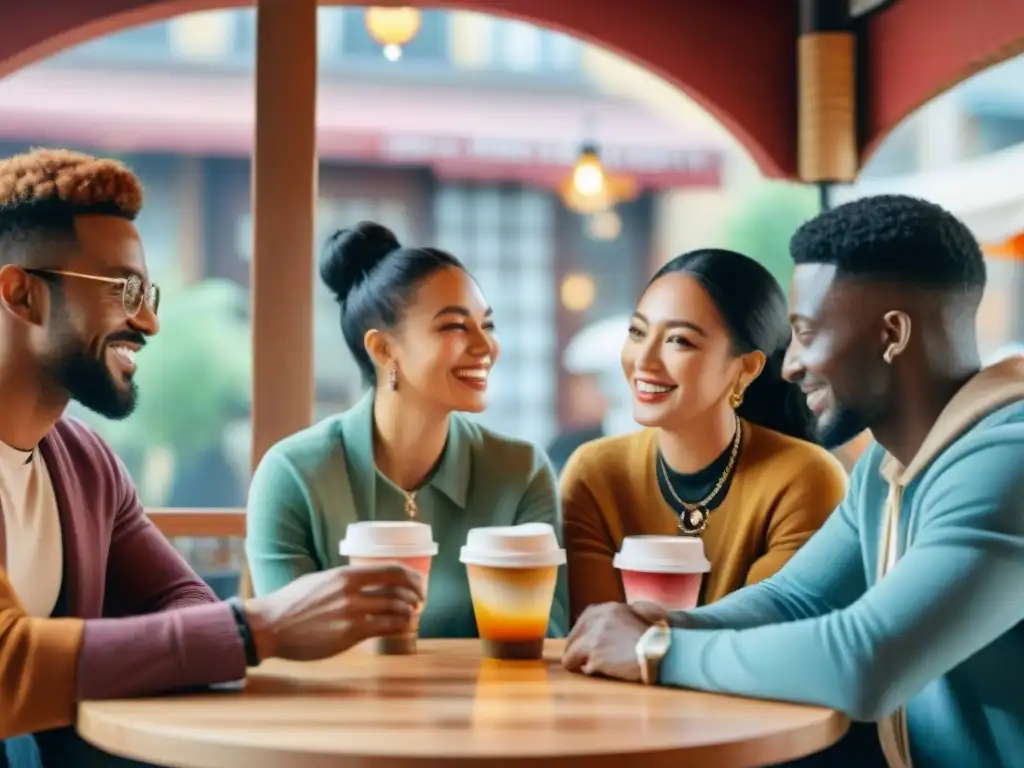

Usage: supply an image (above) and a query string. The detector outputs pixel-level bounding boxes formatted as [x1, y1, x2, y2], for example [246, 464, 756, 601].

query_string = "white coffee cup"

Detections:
[339, 521, 438, 655]
[612, 535, 710, 574]
[339, 520, 438, 559]
[613, 535, 710, 611]
[459, 522, 566, 568]
[459, 523, 565, 660]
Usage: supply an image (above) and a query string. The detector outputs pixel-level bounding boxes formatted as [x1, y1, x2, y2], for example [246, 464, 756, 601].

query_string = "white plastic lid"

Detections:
[613, 535, 711, 574]
[459, 522, 566, 568]
[339, 521, 438, 558]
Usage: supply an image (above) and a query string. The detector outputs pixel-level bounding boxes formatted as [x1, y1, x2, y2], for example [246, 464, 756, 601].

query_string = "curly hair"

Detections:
[789, 194, 986, 293]
[0, 147, 144, 266]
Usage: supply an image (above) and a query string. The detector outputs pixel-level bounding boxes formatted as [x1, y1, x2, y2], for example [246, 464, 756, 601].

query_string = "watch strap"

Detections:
[226, 597, 261, 668]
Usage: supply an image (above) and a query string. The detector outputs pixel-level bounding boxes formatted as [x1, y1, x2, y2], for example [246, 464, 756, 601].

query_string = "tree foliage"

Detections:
[720, 181, 820, 290]
[75, 278, 252, 461]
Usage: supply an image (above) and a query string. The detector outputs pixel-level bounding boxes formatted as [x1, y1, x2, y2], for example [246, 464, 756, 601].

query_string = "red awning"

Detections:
[0, 67, 725, 188]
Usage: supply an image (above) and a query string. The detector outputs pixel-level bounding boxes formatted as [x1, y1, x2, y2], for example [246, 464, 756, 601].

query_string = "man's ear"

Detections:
[0, 265, 46, 325]
[881, 310, 912, 363]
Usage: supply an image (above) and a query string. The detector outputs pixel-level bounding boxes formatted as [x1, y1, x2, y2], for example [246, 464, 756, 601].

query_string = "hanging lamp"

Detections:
[559, 143, 638, 215]
[364, 6, 422, 61]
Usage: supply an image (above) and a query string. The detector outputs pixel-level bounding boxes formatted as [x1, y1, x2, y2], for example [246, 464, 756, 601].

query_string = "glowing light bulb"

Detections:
[561, 273, 597, 312]
[571, 150, 606, 197]
[383, 44, 403, 61]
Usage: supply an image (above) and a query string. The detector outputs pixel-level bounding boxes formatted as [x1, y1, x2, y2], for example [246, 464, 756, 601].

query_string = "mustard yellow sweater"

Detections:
[560, 422, 847, 623]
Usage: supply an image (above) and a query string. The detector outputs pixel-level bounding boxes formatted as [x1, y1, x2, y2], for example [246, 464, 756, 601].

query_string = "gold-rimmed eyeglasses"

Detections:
[27, 269, 160, 318]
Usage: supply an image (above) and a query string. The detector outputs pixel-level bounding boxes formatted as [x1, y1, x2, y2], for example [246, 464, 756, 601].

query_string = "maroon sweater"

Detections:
[0, 416, 246, 740]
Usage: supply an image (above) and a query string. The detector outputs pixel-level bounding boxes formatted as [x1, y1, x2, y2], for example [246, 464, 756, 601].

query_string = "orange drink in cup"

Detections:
[460, 523, 565, 660]
[339, 521, 438, 654]
[613, 535, 710, 611]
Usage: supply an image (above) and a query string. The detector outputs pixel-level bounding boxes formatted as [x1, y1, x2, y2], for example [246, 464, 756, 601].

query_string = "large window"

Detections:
[1, 5, 756, 596]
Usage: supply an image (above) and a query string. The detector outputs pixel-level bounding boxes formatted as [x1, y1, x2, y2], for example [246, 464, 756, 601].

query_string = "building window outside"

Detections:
[433, 183, 559, 447]
[232, 9, 256, 57]
[489, 19, 582, 73]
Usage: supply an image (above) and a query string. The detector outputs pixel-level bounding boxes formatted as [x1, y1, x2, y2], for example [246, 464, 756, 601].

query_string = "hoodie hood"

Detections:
[881, 357, 1024, 486]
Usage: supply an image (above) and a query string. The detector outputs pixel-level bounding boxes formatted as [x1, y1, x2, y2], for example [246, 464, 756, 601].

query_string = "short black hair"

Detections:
[319, 221, 464, 385]
[789, 194, 986, 293]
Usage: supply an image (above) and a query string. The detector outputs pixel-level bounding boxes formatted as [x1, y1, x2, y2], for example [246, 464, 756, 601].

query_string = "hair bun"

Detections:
[319, 220, 401, 302]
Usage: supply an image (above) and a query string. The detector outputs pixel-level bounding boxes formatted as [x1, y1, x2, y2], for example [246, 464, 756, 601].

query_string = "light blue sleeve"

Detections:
[513, 452, 569, 639]
[245, 447, 320, 596]
[660, 426, 1024, 722]
[670, 453, 871, 631]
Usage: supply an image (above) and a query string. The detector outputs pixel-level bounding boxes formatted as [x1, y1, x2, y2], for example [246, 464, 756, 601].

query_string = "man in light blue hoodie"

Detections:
[564, 194, 1024, 768]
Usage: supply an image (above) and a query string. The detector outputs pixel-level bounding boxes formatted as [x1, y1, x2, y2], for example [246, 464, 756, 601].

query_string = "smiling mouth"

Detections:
[453, 367, 490, 391]
[804, 388, 829, 415]
[108, 343, 139, 375]
[634, 378, 677, 402]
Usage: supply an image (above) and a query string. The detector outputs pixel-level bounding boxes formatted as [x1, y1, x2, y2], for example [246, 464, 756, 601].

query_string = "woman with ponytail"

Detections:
[561, 249, 846, 623]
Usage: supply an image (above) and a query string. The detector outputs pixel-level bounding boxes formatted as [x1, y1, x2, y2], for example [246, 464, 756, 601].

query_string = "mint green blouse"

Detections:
[245, 392, 568, 638]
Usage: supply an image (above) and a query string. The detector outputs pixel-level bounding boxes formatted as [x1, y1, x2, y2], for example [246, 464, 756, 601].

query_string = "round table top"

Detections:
[78, 639, 847, 768]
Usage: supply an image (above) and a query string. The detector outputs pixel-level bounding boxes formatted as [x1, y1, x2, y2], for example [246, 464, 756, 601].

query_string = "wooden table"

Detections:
[77, 639, 847, 768]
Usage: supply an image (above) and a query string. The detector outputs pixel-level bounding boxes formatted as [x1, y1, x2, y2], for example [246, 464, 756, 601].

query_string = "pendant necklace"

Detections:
[658, 417, 742, 536]
[402, 490, 419, 520]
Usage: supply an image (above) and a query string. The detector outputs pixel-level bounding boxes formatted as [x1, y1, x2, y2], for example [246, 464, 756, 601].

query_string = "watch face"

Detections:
[641, 624, 672, 659]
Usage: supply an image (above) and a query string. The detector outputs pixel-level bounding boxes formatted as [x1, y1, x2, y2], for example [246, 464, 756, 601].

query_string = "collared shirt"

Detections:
[245, 391, 567, 638]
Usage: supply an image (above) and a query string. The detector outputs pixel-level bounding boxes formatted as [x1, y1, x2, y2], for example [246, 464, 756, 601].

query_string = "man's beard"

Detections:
[43, 331, 139, 420]
[813, 406, 869, 450]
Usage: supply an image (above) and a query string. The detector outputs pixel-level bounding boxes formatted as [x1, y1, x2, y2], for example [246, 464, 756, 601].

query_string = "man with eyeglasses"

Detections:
[0, 149, 425, 767]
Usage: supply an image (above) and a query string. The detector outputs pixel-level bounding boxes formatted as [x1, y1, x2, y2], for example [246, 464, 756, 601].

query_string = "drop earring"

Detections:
[388, 366, 398, 391]
[728, 387, 744, 410]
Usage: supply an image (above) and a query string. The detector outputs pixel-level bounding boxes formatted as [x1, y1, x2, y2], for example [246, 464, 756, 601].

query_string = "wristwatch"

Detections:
[635, 619, 672, 685]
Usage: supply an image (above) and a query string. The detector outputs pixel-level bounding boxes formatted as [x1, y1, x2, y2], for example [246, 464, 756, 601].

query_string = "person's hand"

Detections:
[242, 563, 425, 662]
[562, 601, 668, 682]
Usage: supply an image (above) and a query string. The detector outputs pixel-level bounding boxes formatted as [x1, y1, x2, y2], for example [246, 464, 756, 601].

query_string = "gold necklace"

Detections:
[402, 490, 419, 520]
[658, 417, 742, 536]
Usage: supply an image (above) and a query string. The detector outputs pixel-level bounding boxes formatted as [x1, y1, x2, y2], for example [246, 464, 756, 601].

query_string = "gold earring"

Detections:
[729, 389, 744, 409]
[388, 366, 398, 391]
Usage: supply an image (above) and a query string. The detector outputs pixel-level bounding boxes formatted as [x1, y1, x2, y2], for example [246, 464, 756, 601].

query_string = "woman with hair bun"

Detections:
[562, 249, 847, 623]
[246, 221, 567, 638]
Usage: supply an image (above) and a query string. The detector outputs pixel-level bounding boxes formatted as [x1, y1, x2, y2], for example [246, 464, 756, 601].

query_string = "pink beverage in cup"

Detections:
[613, 535, 711, 611]
[339, 521, 438, 655]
